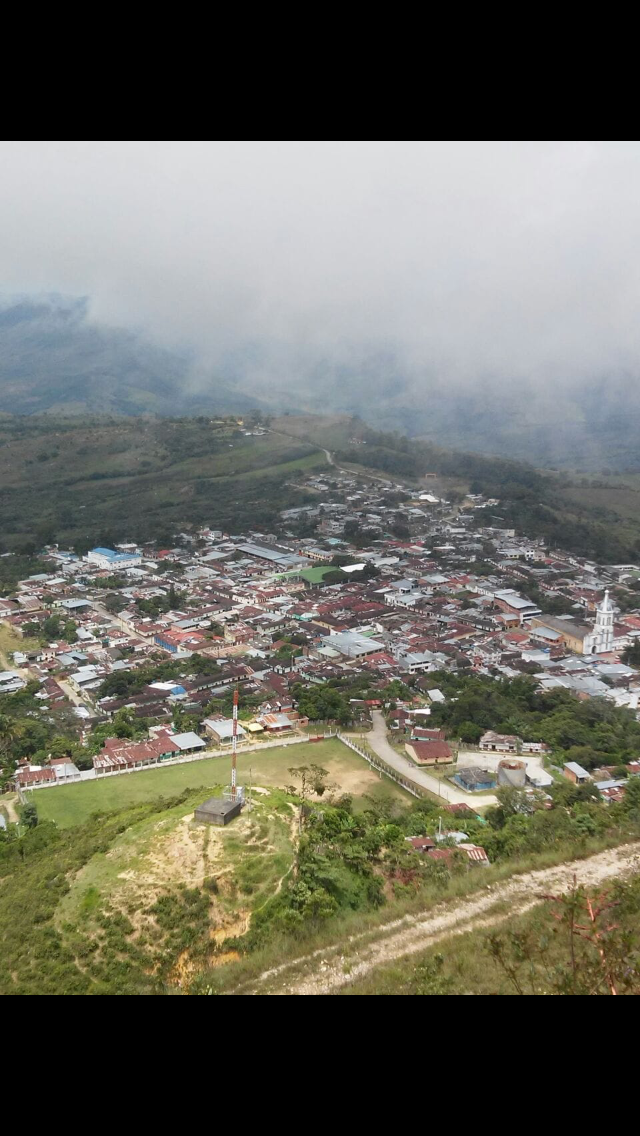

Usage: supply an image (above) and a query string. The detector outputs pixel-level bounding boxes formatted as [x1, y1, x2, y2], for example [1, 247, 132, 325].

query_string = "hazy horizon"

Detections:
[2, 141, 640, 392]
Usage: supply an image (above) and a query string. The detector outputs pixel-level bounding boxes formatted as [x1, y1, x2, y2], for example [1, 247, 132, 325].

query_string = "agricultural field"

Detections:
[31, 739, 411, 828]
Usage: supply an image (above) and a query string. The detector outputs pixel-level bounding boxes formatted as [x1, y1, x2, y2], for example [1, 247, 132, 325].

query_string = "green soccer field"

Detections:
[31, 739, 411, 827]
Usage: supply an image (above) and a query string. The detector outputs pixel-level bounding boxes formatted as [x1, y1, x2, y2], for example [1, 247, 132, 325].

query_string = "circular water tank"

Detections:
[498, 759, 527, 788]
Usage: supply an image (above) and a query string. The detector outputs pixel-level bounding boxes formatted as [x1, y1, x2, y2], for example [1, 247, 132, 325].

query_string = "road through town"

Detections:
[368, 711, 498, 807]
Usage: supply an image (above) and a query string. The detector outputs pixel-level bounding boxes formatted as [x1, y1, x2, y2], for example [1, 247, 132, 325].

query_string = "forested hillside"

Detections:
[0, 415, 322, 552]
[1, 411, 639, 562]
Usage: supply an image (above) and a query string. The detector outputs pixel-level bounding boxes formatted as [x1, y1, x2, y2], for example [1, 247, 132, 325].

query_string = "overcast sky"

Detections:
[1, 140, 639, 387]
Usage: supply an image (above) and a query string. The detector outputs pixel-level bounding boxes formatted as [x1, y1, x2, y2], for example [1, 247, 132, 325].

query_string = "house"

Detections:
[563, 761, 591, 785]
[405, 740, 453, 765]
[93, 732, 182, 773]
[14, 765, 57, 788]
[411, 726, 445, 741]
[154, 629, 206, 653]
[258, 712, 294, 733]
[202, 718, 247, 744]
[520, 740, 550, 754]
[479, 730, 521, 753]
[325, 630, 386, 659]
[170, 731, 206, 753]
[407, 836, 436, 852]
[458, 843, 490, 865]
[493, 590, 541, 624]
[0, 670, 26, 694]
[49, 758, 82, 782]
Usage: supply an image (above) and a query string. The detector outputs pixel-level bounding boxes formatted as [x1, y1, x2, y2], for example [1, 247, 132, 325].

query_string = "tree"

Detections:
[487, 882, 640, 995]
[623, 640, 640, 666]
[20, 800, 38, 829]
[623, 776, 640, 815]
[0, 714, 22, 759]
[287, 764, 330, 832]
[63, 620, 78, 644]
[42, 614, 62, 640]
[323, 570, 345, 585]
[391, 514, 410, 539]
[458, 720, 482, 743]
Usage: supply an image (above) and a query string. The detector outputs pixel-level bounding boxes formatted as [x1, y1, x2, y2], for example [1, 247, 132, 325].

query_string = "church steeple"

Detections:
[593, 589, 614, 653]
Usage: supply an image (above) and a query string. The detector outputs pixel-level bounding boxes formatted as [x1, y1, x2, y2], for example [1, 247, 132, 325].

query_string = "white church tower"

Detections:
[592, 589, 614, 654]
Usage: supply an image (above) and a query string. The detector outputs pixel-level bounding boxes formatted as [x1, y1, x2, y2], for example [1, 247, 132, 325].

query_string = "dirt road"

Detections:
[248, 841, 640, 995]
[0, 794, 20, 824]
[368, 711, 498, 806]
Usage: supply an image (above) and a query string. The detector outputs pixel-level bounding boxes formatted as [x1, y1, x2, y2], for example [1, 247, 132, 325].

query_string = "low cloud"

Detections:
[1, 140, 640, 390]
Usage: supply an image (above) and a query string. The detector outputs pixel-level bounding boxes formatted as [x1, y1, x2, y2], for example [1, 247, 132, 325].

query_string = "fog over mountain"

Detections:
[2, 141, 640, 468]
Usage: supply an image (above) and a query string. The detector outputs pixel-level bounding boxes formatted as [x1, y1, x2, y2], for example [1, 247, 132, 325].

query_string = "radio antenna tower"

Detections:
[231, 685, 238, 801]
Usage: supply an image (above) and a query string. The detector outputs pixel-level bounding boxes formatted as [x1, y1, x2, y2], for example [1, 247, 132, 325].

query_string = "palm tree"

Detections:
[0, 714, 23, 759]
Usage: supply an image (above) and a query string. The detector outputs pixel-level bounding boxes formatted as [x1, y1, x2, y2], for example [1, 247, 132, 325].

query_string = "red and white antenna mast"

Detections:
[231, 685, 238, 801]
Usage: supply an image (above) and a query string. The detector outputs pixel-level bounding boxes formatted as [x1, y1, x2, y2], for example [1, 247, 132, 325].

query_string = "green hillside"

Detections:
[1, 411, 639, 562]
[0, 415, 324, 550]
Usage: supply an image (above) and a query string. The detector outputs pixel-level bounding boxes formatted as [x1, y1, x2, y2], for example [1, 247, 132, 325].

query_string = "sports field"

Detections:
[32, 739, 411, 827]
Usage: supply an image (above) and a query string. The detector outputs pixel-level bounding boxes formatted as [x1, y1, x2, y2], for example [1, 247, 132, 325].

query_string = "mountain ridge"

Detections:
[1, 296, 640, 471]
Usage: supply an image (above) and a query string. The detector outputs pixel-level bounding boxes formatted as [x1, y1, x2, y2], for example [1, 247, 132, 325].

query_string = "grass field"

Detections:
[0, 622, 40, 668]
[32, 739, 411, 827]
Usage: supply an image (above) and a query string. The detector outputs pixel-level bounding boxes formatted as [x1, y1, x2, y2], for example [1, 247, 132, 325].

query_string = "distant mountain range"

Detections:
[1, 295, 639, 471]
[0, 295, 261, 418]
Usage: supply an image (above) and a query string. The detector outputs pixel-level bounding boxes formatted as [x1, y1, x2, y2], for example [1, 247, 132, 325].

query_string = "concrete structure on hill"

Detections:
[194, 797, 242, 826]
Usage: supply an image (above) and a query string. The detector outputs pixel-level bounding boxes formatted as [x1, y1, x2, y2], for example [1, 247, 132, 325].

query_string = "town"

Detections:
[3, 455, 640, 827]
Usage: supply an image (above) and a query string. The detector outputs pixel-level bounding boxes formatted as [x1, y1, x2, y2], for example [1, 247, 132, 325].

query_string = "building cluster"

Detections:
[3, 464, 640, 794]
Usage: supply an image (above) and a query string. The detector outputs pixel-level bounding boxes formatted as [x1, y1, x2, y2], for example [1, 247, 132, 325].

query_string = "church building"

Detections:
[589, 589, 614, 654]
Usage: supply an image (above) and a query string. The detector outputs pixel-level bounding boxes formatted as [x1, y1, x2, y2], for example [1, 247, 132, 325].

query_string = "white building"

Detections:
[86, 547, 142, 571]
[588, 589, 615, 655]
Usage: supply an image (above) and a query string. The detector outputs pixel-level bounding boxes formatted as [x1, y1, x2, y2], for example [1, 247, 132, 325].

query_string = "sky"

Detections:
[1, 140, 640, 389]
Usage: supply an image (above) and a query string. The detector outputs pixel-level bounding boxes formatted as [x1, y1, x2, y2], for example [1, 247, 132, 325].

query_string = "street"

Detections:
[368, 710, 498, 807]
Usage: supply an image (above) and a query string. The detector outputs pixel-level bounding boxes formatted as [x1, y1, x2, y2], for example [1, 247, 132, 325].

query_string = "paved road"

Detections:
[368, 711, 498, 807]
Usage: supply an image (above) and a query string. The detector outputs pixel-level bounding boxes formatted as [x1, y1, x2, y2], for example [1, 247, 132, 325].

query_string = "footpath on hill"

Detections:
[240, 842, 640, 995]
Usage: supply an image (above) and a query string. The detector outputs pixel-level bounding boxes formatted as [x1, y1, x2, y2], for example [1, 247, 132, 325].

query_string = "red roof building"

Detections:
[405, 740, 453, 765]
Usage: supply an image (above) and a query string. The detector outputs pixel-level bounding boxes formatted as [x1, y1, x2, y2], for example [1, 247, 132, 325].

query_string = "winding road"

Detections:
[368, 711, 498, 807]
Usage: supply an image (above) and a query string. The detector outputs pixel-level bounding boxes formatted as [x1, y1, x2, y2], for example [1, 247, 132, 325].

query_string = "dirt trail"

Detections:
[249, 842, 640, 995]
[1, 794, 20, 824]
